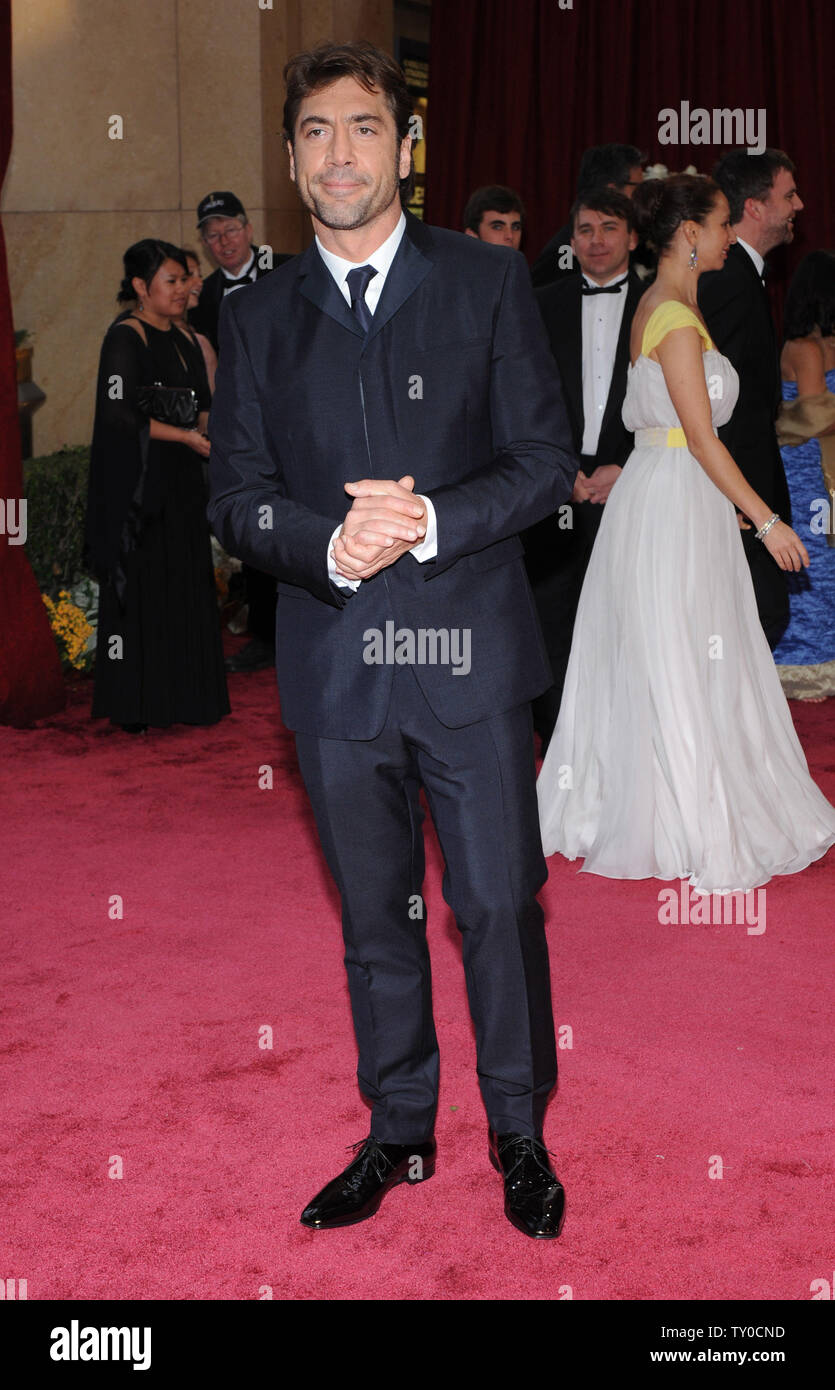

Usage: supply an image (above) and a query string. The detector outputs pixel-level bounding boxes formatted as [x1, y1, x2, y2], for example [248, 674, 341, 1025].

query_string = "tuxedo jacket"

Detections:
[523, 267, 642, 583]
[698, 243, 791, 520]
[535, 267, 643, 470]
[207, 212, 577, 740]
[189, 246, 293, 352]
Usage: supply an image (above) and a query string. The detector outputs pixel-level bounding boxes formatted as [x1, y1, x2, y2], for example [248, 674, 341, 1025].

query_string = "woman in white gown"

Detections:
[537, 174, 835, 893]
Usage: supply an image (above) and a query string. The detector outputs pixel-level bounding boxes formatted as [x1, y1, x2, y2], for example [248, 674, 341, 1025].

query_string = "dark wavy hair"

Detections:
[282, 40, 415, 204]
[712, 148, 796, 225]
[631, 174, 722, 256]
[462, 185, 526, 233]
[783, 250, 835, 341]
[569, 187, 636, 235]
[576, 143, 645, 196]
[117, 239, 189, 303]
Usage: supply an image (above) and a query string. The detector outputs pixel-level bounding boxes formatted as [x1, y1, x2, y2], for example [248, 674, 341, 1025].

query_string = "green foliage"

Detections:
[22, 445, 91, 598]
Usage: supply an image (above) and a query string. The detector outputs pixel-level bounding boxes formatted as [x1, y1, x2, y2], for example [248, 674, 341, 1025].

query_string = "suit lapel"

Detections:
[365, 221, 433, 344]
[294, 213, 434, 344]
[559, 281, 584, 444]
[296, 241, 365, 339]
[208, 270, 224, 312]
[733, 243, 772, 324]
[733, 244, 780, 399]
[733, 240, 763, 288]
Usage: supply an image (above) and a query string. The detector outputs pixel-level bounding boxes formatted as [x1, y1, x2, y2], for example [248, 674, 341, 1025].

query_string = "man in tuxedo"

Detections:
[192, 191, 293, 672]
[531, 143, 644, 289]
[525, 189, 641, 748]
[208, 41, 577, 1238]
[463, 185, 525, 251]
[699, 149, 803, 649]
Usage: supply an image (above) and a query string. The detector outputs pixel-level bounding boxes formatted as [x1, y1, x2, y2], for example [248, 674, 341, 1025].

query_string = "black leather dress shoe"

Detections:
[488, 1129, 566, 1239]
[300, 1136, 436, 1229]
[224, 637, 275, 673]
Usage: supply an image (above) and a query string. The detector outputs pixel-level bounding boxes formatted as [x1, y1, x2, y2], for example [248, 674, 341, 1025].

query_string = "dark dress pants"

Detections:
[526, 485, 603, 749]
[740, 528, 790, 651]
[294, 661, 557, 1144]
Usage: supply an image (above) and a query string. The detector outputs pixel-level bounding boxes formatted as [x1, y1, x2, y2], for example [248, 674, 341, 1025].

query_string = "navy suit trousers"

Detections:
[294, 662, 557, 1143]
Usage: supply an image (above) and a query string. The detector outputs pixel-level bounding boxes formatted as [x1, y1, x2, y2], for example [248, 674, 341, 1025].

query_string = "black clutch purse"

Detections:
[137, 382, 198, 429]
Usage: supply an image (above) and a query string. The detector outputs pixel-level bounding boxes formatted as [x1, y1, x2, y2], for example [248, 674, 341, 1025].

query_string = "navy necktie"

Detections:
[346, 264, 378, 334]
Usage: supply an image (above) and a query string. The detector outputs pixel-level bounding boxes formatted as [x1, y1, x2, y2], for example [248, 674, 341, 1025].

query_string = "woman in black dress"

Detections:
[86, 239, 229, 729]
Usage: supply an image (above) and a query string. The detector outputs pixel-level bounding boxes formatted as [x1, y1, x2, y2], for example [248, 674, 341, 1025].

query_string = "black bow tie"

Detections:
[581, 279, 626, 296]
[223, 271, 253, 288]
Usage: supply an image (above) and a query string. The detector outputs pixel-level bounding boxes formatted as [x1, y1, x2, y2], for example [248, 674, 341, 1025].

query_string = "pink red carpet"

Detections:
[1, 669, 833, 1300]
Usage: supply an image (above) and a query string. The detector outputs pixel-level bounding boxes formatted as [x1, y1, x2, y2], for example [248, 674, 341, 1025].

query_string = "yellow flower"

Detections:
[42, 593, 93, 669]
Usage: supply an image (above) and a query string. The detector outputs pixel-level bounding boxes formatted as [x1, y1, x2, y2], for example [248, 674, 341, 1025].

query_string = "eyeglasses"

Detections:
[202, 224, 246, 244]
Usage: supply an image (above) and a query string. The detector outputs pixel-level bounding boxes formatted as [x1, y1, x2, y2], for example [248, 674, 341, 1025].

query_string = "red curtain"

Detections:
[0, 0, 65, 724]
[426, 0, 834, 309]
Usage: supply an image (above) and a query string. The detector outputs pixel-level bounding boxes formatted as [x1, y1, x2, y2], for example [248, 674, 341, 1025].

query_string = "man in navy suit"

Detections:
[208, 41, 576, 1238]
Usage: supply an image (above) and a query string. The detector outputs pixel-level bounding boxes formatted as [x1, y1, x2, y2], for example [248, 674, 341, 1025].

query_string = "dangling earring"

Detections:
[689, 245, 698, 271]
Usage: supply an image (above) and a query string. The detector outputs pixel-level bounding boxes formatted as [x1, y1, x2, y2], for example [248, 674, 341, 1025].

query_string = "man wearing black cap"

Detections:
[192, 192, 293, 672]
[190, 191, 291, 354]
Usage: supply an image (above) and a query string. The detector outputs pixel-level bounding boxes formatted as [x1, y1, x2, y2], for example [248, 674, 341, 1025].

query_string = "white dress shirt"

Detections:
[580, 270, 629, 458]
[316, 212, 405, 314]
[222, 250, 256, 293]
[735, 236, 765, 279]
[317, 212, 438, 590]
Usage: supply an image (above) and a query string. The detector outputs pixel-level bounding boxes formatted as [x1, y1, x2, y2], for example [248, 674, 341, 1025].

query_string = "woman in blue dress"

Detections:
[775, 250, 835, 699]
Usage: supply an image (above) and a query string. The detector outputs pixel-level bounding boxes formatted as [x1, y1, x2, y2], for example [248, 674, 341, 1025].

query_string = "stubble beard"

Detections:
[307, 184, 379, 230]
[763, 215, 795, 255]
[297, 152, 403, 232]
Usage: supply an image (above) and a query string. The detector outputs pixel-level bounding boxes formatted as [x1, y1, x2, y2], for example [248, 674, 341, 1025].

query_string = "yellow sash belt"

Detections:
[634, 427, 688, 448]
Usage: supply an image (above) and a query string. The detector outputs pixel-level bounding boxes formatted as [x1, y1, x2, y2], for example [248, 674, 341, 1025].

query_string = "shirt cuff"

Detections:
[410, 495, 438, 562]
[328, 524, 361, 592]
[328, 495, 437, 589]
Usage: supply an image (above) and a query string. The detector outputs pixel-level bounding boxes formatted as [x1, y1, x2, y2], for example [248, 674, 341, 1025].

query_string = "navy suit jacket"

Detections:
[207, 212, 577, 739]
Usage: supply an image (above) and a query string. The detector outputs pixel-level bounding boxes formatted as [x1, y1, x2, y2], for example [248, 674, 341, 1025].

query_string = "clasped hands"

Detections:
[573, 464, 621, 504]
[331, 475, 427, 582]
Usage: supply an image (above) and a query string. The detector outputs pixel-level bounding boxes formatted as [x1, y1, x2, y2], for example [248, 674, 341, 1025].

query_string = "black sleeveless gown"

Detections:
[87, 318, 230, 728]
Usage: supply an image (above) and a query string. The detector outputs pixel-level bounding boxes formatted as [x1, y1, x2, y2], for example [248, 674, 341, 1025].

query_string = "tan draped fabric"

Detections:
[776, 390, 835, 548]
[776, 660, 835, 700]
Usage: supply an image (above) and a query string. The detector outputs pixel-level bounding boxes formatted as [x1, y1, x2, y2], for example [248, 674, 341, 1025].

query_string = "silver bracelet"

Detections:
[755, 513, 779, 542]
